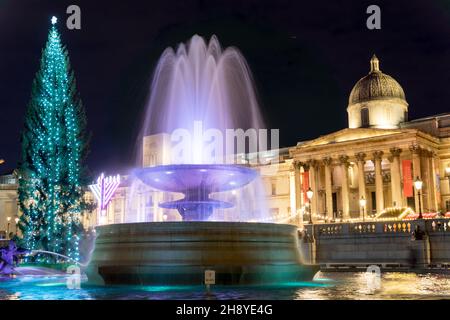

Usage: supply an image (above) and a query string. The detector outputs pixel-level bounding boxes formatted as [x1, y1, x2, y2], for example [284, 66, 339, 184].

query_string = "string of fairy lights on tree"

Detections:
[17, 16, 89, 263]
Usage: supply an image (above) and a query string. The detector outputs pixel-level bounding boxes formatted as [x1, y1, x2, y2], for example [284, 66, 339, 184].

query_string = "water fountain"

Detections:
[87, 35, 317, 285]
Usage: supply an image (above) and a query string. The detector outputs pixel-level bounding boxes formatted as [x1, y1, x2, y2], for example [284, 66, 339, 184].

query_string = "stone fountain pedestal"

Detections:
[86, 221, 318, 285]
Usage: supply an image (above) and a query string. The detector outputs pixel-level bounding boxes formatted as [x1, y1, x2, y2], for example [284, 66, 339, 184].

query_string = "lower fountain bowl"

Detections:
[86, 221, 318, 285]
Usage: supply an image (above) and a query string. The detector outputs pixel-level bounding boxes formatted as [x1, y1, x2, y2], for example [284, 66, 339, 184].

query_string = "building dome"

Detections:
[347, 55, 408, 129]
[349, 55, 406, 105]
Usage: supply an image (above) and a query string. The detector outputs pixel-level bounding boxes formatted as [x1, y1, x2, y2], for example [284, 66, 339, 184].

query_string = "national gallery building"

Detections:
[0, 55, 449, 230]
[288, 56, 450, 223]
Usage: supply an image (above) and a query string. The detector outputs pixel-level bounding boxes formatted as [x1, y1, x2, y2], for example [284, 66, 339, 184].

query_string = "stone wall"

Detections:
[301, 219, 450, 268]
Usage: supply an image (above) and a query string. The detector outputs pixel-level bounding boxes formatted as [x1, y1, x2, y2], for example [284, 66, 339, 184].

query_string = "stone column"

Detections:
[307, 159, 319, 221]
[293, 161, 304, 226]
[339, 155, 350, 220]
[421, 149, 431, 212]
[424, 150, 438, 212]
[389, 147, 402, 208]
[373, 151, 384, 214]
[410, 144, 422, 213]
[355, 152, 367, 218]
[430, 152, 439, 211]
[322, 157, 334, 220]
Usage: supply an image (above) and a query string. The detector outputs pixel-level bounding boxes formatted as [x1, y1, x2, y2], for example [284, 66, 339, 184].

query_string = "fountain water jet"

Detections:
[87, 35, 317, 285]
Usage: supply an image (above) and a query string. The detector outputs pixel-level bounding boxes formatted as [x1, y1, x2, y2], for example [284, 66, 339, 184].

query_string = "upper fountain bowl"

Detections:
[133, 164, 257, 194]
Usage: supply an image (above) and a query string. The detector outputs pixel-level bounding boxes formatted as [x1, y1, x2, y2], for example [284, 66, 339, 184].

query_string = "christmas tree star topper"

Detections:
[51, 16, 57, 25]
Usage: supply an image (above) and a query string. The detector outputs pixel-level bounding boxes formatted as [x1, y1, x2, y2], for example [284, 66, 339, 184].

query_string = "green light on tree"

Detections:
[17, 17, 90, 263]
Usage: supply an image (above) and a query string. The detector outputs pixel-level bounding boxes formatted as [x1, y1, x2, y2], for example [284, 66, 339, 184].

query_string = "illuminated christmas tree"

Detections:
[18, 17, 89, 262]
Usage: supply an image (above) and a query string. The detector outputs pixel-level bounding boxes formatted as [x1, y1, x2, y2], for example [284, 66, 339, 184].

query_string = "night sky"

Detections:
[1, 0, 449, 177]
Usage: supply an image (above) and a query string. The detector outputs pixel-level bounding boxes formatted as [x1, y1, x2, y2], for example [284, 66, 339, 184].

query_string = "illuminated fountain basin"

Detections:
[133, 164, 257, 221]
[87, 221, 316, 285]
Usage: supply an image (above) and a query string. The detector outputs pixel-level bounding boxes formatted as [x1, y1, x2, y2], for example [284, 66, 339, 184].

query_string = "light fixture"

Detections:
[306, 187, 314, 200]
[359, 196, 367, 207]
[14, 217, 19, 224]
[445, 164, 450, 177]
[414, 176, 423, 219]
[6, 216, 11, 222]
[414, 176, 423, 191]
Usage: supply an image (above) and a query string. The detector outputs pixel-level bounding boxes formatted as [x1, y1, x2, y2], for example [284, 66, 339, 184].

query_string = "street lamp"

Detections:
[14, 217, 19, 235]
[6, 216, 11, 239]
[306, 187, 314, 224]
[414, 176, 423, 219]
[359, 196, 367, 222]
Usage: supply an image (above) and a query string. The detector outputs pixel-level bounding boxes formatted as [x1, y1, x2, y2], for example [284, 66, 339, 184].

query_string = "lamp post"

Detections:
[6, 216, 11, 239]
[306, 187, 314, 224]
[359, 196, 367, 222]
[414, 176, 423, 219]
[14, 217, 19, 235]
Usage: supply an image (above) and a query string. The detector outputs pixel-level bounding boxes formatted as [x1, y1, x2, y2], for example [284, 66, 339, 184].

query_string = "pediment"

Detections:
[296, 128, 414, 148]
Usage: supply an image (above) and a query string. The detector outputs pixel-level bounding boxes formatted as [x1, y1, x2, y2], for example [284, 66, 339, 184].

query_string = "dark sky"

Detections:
[1, 0, 449, 177]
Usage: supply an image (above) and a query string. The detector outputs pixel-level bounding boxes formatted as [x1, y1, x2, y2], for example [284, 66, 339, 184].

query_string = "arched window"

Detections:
[361, 108, 369, 127]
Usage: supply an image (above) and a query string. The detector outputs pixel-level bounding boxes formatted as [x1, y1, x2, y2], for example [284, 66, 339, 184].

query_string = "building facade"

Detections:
[1, 55, 449, 232]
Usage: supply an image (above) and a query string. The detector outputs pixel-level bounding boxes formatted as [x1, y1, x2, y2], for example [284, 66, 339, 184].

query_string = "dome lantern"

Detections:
[370, 54, 380, 72]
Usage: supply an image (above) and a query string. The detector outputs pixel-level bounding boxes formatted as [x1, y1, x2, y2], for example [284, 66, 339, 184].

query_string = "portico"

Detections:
[290, 128, 441, 222]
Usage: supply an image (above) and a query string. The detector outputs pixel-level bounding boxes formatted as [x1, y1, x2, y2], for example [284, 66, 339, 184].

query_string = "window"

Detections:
[385, 107, 391, 122]
[361, 108, 369, 127]
[371, 191, 376, 212]
[271, 182, 277, 195]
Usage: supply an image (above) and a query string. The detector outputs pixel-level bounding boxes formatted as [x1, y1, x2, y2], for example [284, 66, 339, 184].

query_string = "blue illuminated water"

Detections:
[1, 272, 449, 300]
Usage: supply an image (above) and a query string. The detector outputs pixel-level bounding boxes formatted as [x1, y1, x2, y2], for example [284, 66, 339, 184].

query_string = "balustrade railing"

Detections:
[350, 223, 377, 234]
[383, 222, 412, 233]
[306, 219, 450, 238]
[427, 219, 450, 232]
[316, 224, 343, 236]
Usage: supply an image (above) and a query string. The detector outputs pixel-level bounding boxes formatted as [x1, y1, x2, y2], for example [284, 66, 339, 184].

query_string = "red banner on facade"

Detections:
[302, 171, 309, 203]
[402, 160, 413, 197]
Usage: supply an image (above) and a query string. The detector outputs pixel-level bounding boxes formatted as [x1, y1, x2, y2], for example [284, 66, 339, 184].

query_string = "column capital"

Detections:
[409, 144, 421, 154]
[322, 157, 333, 166]
[339, 155, 349, 166]
[421, 149, 433, 158]
[372, 150, 384, 161]
[306, 159, 319, 168]
[355, 152, 366, 162]
[293, 161, 303, 170]
[389, 147, 402, 157]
